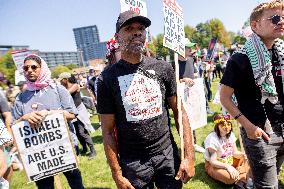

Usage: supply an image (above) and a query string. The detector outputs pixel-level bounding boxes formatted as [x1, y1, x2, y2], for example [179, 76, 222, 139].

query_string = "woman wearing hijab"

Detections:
[12, 54, 85, 189]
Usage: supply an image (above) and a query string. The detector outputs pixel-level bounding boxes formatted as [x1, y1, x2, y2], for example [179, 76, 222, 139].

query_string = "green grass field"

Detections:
[10, 80, 284, 189]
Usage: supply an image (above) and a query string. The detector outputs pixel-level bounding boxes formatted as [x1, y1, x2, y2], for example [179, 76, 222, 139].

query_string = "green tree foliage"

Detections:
[66, 64, 78, 70]
[148, 34, 172, 59]
[184, 25, 197, 39]
[233, 35, 247, 45]
[208, 19, 231, 47]
[192, 22, 212, 48]
[51, 65, 71, 78]
[0, 51, 16, 84]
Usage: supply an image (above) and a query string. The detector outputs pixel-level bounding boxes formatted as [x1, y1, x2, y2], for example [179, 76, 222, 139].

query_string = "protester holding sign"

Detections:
[12, 54, 85, 189]
[97, 10, 195, 189]
[177, 38, 205, 153]
[220, 1, 284, 188]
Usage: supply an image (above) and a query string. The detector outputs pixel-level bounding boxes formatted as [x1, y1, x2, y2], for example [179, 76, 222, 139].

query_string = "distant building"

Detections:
[0, 45, 29, 56]
[73, 25, 107, 61]
[39, 51, 84, 68]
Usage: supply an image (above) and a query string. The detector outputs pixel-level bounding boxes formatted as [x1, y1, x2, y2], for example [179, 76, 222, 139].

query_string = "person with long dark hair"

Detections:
[204, 114, 250, 188]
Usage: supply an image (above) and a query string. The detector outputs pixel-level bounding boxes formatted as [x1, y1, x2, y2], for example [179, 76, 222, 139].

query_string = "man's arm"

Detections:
[101, 114, 134, 189]
[167, 96, 195, 183]
[2, 112, 12, 131]
[220, 85, 269, 141]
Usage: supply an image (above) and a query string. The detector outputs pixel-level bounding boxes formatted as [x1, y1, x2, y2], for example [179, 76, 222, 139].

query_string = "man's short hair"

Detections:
[250, 0, 284, 23]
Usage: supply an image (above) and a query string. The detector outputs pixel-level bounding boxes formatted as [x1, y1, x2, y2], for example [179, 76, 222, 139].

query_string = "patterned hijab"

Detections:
[23, 54, 53, 91]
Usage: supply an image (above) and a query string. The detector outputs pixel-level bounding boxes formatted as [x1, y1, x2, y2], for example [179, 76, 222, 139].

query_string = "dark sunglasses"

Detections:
[23, 65, 40, 71]
[260, 15, 284, 25]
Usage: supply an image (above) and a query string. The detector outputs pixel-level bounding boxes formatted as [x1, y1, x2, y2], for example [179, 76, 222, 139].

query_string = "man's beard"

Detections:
[121, 37, 145, 54]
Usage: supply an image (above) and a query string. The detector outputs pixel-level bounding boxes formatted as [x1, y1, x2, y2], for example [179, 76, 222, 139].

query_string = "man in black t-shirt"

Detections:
[97, 10, 195, 189]
[220, 1, 284, 188]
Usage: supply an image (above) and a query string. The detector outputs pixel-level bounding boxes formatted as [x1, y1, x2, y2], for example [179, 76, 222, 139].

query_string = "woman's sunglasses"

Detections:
[23, 65, 40, 71]
[259, 15, 284, 25]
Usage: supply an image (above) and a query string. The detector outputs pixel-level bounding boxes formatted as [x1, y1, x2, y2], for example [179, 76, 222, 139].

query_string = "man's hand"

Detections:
[21, 111, 48, 129]
[245, 124, 270, 141]
[180, 78, 195, 87]
[226, 165, 239, 181]
[113, 173, 135, 189]
[175, 158, 195, 183]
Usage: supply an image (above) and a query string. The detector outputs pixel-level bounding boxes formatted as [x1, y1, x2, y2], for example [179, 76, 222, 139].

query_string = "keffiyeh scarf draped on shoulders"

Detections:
[236, 33, 284, 104]
[24, 54, 54, 91]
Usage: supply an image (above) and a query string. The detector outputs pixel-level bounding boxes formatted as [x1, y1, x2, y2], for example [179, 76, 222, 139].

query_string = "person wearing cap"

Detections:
[204, 114, 250, 188]
[97, 10, 195, 189]
[220, 1, 284, 188]
[58, 72, 96, 160]
[12, 54, 85, 189]
[177, 39, 205, 154]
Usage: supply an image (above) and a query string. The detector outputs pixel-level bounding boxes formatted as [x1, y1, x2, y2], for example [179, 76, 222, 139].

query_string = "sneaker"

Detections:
[194, 144, 206, 153]
[88, 151, 96, 160]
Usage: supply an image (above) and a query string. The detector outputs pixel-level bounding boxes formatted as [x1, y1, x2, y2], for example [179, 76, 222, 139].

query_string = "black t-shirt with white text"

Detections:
[97, 57, 177, 158]
[221, 48, 284, 128]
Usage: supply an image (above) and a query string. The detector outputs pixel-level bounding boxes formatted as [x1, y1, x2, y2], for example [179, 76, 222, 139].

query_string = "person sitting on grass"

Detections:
[204, 114, 251, 188]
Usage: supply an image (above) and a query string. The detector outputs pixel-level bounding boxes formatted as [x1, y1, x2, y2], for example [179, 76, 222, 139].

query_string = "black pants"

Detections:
[120, 144, 182, 189]
[73, 120, 94, 151]
[35, 169, 85, 189]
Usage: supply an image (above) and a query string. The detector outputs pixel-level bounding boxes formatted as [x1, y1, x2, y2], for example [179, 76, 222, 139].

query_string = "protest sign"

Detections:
[120, 0, 147, 16]
[11, 49, 30, 85]
[12, 113, 77, 182]
[11, 49, 29, 72]
[163, 0, 185, 57]
[180, 78, 207, 130]
[206, 38, 218, 61]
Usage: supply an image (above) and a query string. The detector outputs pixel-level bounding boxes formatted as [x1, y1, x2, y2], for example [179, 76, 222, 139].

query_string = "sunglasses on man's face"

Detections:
[23, 65, 40, 72]
[261, 15, 284, 25]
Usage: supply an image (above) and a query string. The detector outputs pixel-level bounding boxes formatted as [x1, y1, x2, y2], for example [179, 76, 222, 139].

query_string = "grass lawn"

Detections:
[10, 80, 284, 189]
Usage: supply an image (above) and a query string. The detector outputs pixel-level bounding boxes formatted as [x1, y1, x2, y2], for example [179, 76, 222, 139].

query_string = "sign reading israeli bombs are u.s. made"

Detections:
[12, 113, 77, 182]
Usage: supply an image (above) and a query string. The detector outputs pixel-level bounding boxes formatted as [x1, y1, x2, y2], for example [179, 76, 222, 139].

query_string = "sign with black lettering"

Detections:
[12, 113, 77, 182]
[163, 0, 185, 57]
[120, 0, 147, 16]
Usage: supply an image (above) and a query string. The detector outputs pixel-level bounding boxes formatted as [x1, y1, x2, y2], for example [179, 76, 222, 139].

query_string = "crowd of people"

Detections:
[0, 0, 283, 188]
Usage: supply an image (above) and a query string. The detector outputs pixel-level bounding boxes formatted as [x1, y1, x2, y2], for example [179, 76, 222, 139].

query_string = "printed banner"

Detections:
[180, 78, 207, 130]
[118, 71, 163, 122]
[120, 0, 147, 16]
[12, 113, 77, 182]
[163, 0, 185, 57]
[206, 38, 218, 61]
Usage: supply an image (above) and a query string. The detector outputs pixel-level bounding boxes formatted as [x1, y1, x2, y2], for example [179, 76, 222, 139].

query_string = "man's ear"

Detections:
[250, 21, 258, 32]
[115, 33, 121, 43]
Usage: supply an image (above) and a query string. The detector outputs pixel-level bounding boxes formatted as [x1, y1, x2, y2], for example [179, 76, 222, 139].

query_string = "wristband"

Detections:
[234, 112, 243, 120]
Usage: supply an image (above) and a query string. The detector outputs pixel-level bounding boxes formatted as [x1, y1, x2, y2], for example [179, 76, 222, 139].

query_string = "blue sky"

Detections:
[0, 0, 267, 51]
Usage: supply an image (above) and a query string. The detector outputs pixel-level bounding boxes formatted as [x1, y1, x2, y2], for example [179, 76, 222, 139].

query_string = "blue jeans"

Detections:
[240, 123, 284, 189]
[35, 169, 85, 189]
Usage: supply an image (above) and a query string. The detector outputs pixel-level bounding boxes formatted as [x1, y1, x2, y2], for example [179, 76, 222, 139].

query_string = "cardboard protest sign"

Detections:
[120, 0, 147, 16]
[180, 78, 207, 130]
[12, 113, 77, 182]
[163, 0, 185, 57]
[11, 49, 30, 85]
[11, 49, 30, 72]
